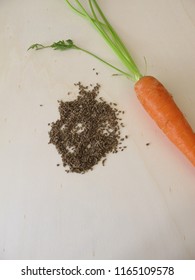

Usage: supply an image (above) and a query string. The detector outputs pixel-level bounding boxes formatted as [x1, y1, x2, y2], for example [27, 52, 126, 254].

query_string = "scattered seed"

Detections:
[48, 82, 127, 174]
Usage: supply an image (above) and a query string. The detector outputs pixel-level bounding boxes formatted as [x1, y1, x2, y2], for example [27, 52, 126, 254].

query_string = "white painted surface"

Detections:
[0, 0, 195, 259]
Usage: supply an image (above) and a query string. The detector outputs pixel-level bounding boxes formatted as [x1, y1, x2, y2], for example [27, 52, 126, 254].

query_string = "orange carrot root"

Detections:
[134, 76, 195, 166]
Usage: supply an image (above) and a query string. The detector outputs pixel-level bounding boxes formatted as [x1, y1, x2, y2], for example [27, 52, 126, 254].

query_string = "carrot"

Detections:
[28, 0, 195, 166]
[135, 76, 195, 165]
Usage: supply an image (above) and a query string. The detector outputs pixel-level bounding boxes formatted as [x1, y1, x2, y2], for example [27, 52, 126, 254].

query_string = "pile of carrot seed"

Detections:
[48, 83, 127, 173]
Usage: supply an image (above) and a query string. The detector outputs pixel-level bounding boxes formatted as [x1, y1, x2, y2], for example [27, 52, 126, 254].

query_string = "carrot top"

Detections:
[28, 0, 143, 82]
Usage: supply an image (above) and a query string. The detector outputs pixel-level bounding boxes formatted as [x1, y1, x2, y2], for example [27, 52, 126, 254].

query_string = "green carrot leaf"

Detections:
[27, 43, 46, 51]
[28, 40, 75, 51]
[51, 39, 74, 50]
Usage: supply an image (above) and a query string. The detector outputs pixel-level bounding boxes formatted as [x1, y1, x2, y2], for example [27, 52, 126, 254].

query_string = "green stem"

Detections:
[65, 0, 106, 27]
[88, 0, 133, 71]
[28, 40, 132, 78]
[75, 45, 132, 78]
[92, 0, 140, 72]
[66, 0, 133, 76]
[64, 0, 142, 82]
